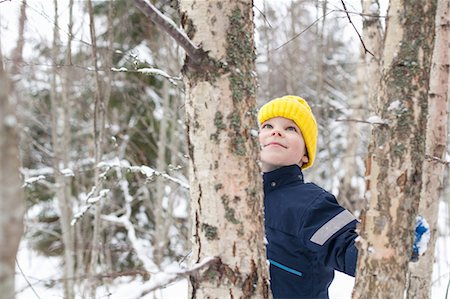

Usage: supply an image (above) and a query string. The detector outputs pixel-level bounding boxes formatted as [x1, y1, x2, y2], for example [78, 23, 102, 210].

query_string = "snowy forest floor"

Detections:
[16, 202, 450, 299]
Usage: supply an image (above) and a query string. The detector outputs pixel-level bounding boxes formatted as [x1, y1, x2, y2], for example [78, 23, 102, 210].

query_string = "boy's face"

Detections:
[259, 117, 309, 172]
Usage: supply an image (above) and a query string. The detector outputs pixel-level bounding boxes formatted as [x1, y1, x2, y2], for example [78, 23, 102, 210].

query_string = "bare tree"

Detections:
[0, 38, 25, 299]
[353, 0, 437, 297]
[338, 0, 384, 213]
[86, 0, 112, 296]
[49, 1, 75, 297]
[406, 0, 449, 297]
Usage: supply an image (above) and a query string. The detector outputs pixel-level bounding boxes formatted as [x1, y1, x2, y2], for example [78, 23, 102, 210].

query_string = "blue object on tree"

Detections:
[411, 216, 430, 262]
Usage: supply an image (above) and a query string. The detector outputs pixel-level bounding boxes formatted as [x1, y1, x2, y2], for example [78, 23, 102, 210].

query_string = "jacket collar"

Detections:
[263, 164, 304, 194]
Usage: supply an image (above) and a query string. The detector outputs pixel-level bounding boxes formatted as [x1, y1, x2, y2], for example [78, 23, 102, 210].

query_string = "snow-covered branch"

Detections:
[136, 257, 217, 299]
[70, 187, 110, 226]
[335, 116, 388, 126]
[111, 66, 181, 85]
[98, 158, 189, 189]
[133, 0, 206, 63]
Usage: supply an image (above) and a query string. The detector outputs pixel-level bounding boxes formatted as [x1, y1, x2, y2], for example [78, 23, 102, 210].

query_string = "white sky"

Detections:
[0, 0, 388, 60]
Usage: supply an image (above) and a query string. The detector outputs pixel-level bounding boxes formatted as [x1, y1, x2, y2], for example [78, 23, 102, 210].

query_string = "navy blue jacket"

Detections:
[264, 165, 358, 299]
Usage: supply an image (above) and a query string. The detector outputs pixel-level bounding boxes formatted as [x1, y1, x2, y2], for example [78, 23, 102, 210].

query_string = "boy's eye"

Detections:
[286, 126, 297, 132]
[262, 123, 273, 129]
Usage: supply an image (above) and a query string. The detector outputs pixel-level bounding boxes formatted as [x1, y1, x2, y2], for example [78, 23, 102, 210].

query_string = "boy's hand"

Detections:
[411, 216, 431, 262]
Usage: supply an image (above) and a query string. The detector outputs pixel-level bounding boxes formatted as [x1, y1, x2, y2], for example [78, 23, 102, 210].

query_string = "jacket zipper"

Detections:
[269, 259, 303, 277]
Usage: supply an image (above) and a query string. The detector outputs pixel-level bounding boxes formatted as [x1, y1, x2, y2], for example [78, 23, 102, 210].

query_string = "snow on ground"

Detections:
[15, 202, 450, 298]
[15, 237, 449, 299]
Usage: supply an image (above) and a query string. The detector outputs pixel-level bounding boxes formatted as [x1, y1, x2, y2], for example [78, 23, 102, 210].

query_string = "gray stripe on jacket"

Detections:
[310, 210, 356, 245]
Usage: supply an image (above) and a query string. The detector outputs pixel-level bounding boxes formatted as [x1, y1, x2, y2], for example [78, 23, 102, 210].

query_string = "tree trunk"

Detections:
[0, 41, 25, 299]
[10, 0, 27, 76]
[180, 1, 269, 298]
[406, 0, 449, 297]
[153, 78, 171, 267]
[353, 0, 437, 298]
[87, 0, 108, 295]
[339, 0, 383, 213]
[49, 1, 75, 298]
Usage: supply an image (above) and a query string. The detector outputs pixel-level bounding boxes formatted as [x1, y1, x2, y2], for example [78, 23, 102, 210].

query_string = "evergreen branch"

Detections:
[340, 0, 375, 57]
[133, 0, 205, 63]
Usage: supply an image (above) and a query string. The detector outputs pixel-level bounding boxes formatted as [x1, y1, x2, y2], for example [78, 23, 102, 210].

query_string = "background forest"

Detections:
[0, 0, 449, 298]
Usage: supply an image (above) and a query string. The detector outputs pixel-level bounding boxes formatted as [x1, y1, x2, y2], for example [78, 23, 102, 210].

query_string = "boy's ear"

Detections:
[300, 155, 309, 164]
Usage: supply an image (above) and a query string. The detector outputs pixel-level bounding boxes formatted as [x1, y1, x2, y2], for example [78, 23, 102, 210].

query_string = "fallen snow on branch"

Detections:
[136, 257, 216, 299]
[99, 158, 189, 189]
[71, 187, 110, 226]
[111, 66, 181, 85]
[366, 115, 388, 125]
[60, 168, 74, 177]
[22, 175, 46, 187]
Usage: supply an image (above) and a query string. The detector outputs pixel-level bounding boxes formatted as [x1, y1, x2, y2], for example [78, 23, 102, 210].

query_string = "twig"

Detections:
[15, 258, 42, 299]
[253, 4, 272, 28]
[133, 0, 205, 63]
[425, 154, 450, 165]
[274, 9, 335, 51]
[446, 273, 450, 299]
[341, 0, 375, 57]
[335, 118, 387, 125]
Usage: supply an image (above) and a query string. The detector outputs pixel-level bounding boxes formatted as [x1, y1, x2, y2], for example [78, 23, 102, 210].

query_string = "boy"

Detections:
[258, 95, 358, 298]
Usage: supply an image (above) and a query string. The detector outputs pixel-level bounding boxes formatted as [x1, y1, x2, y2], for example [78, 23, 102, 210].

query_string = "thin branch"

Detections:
[137, 257, 218, 299]
[274, 9, 335, 51]
[253, 3, 272, 28]
[425, 154, 450, 165]
[341, 0, 375, 57]
[15, 258, 42, 299]
[133, 0, 205, 63]
[335, 118, 387, 125]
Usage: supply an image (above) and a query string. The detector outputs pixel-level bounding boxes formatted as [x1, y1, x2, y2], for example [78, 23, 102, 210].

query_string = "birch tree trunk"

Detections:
[406, 0, 449, 297]
[179, 1, 269, 297]
[49, 1, 75, 298]
[0, 41, 25, 299]
[353, 0, 437, 298]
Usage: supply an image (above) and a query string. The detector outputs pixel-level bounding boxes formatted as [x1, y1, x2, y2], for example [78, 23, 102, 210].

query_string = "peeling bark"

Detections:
[353, 0, 437, 298]
[180, 1, 269, 298]
[406, 0, 449, 297]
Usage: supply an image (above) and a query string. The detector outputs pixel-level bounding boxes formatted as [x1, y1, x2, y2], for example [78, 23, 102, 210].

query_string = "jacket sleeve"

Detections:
[299, 191, 358, 276]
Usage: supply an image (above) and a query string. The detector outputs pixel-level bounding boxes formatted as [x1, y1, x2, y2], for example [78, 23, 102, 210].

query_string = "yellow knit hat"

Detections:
[258, 95, 318, 170]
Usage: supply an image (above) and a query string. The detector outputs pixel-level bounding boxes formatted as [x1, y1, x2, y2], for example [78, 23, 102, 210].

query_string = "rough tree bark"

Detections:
[353, 1, 437, 298]
[406, 0, 449, 297]
[179, 1, 270, 298]
[0, 39, 25, 299]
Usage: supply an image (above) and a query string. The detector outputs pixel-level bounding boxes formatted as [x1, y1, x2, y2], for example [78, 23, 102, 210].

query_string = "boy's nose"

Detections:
[271, 130, 282, 136]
